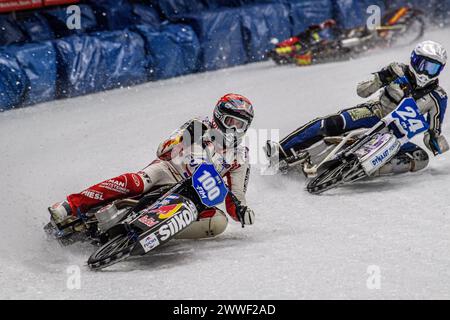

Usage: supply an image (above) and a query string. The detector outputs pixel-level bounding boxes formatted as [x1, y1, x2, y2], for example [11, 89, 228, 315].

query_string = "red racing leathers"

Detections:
[65, 118, 251, 223]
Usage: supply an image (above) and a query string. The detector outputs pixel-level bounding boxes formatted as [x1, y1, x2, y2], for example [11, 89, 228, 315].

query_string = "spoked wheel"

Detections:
[88, 233, 137, 270]
[270, 54, 293, 65]
[307, 158, 365, 194]
[389, 16, 425, 47]
[380, 7, 425, 47]
[307, 161, 350, 194]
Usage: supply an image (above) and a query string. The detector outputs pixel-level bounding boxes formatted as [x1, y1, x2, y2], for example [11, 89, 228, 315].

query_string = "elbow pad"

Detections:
[357, 74, 383, 98]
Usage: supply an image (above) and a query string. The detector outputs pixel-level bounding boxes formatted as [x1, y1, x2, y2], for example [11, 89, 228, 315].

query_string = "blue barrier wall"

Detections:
[41, 4, 97, 37]
[0, 15, 28, 46]
[176, 8, 247, 71]
[241, 3, 292, 61]
[54, 30, 147, 97]
[88, 0, 135, 31]
[3, 41, 57, 106]
[333, 0, 386, 29]
[135, 23, 200, 80]
[131, 3, 162, 28]
[156, 0, 207, 18]
[1, 0, 450, 111]
[15, 12, 55, 42]
[290, 0, 334, 34]
[0, 52, 27, 111]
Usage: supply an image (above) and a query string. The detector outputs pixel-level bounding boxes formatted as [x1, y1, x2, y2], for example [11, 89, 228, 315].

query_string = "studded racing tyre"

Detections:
[307, 158, 365, 194]
[88, 234, 137, 270]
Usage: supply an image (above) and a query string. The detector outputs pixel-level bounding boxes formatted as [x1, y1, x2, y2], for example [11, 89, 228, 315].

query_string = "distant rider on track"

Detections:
[267, 40, 448, 175]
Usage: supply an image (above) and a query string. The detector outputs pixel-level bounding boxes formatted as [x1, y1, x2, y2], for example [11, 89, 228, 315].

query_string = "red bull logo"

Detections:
[156, 203, 183, 219]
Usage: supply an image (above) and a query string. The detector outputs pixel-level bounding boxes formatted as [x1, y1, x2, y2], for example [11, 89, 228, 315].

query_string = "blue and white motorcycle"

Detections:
[306, 97, 429, 194]
[87, 162, 233, 270]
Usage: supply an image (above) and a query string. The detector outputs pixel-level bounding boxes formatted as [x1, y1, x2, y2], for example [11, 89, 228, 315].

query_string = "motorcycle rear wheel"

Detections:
[383, 11, 425, 46]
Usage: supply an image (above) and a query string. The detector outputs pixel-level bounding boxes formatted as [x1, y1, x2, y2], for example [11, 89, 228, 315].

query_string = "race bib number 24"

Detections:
[386, 97, 429, 140]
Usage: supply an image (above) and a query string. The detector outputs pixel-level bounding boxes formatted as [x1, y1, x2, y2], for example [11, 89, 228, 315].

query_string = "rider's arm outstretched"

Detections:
[357, 62, 406, 98]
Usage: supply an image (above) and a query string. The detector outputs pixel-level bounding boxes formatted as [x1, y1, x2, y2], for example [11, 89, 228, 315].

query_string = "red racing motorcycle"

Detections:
[269, 6, 425, 66]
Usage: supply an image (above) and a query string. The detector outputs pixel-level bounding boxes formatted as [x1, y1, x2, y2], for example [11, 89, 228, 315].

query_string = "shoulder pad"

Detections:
[389, 62, 407, 77]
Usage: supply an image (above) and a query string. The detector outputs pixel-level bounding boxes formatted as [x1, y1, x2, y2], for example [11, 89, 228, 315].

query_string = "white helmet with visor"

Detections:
[410, 40, 447, 87]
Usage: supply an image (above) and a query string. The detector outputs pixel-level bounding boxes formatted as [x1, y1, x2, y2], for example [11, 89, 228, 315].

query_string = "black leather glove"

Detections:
[377, 63, 408, 87]
[377, 66, 397, 86]
[238, 206, 255, 226]
[185, 119, 208, 145]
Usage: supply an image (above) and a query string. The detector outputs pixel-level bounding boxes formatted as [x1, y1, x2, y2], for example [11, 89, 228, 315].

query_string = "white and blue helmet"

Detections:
[411, 40, 447, 87]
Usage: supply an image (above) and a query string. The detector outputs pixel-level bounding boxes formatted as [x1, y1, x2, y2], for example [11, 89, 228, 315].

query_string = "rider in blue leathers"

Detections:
[267, 41, 448, 175]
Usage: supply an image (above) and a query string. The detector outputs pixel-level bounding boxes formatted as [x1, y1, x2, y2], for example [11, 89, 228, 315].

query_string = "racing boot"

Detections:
[265, 140, 309, 173]
[48, 200, 78, 229]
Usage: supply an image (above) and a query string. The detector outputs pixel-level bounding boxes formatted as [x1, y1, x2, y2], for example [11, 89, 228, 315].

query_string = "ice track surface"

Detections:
[1, 28, 450, 299]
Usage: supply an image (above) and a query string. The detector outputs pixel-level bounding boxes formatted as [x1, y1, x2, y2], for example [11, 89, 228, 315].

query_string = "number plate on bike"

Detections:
[192, 163, 228, 207]
[387, 97, 429, 140]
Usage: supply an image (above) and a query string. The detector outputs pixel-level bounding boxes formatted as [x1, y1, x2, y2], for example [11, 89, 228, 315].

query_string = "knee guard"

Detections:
[138, 160, 179, 193]
[409, 148, 429, 172]
[136, 171, 155, 193]
[175, 210, 228, 240]
[377, 146, 429, 175]
[322, 115, 345, 136]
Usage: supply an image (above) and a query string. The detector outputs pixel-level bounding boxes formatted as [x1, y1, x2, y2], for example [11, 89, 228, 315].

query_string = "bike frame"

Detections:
[303, 128, 369, 177]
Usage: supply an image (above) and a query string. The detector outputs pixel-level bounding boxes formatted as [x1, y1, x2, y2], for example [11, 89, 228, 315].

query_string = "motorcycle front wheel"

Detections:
[307, 158, 364, 194]
[88, 233, 137, 270]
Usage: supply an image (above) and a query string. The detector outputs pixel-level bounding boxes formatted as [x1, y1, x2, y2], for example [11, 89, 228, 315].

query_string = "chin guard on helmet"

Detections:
[209, 127, 244, 149]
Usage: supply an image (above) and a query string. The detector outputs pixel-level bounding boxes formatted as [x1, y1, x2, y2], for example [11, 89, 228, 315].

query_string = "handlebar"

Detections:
[129, 167, 243, 224]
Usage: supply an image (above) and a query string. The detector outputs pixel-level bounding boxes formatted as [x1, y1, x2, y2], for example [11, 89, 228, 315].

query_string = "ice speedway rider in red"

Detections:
[267, 40, 448, 175]
[49, 94, 255, 239]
